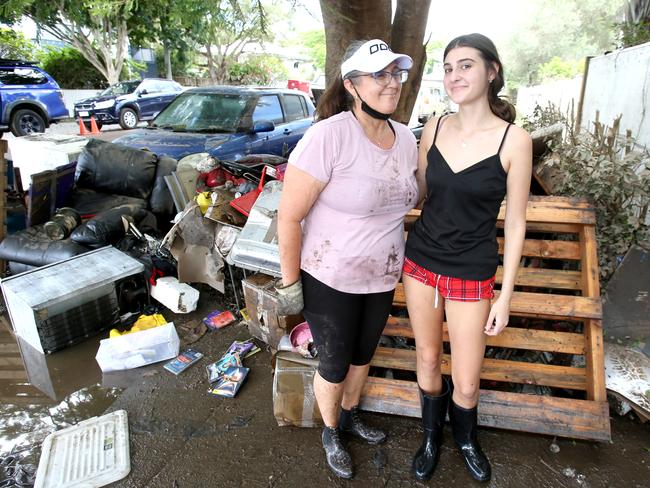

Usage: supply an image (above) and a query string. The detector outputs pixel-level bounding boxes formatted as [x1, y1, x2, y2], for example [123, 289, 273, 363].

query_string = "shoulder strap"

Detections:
[432, 115, 446, 144]
[497, 123, 512, 154]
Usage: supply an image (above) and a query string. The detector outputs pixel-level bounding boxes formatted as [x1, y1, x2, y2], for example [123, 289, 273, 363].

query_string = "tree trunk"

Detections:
[320, 0, 391, 84]
[320, 0, 432, 124]
[391, 0, 432, 124]
[205, 44, 218, 83]
[164, 43, 173, 79]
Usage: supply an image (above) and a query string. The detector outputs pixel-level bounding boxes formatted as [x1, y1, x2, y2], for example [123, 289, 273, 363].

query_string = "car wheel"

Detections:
[119, 108, 138, 130]
[10, 108, 46, 136]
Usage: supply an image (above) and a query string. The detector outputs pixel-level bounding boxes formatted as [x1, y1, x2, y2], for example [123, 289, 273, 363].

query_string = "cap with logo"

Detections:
[341, 39, 413, 78]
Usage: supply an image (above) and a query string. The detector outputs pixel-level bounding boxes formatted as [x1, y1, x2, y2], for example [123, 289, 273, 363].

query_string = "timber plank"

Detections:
[0, 357, 24, 368]
[360, 377, 610, 441]
[383, 317, 586, 354]
[497, 237, 581, 260]
[394, 286, 602, 321]
[0, 343, 19, 354]
[581, 223, 606, 402]
[370, 347, 587, 390]
[407, 197, 596, 226]
[498, 221, 583, 233]
[495, 266, 582, 289]
[0, 370, 27, 380]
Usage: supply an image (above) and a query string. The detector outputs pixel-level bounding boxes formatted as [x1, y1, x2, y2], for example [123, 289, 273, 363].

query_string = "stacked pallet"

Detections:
[362, 196, 610, 442]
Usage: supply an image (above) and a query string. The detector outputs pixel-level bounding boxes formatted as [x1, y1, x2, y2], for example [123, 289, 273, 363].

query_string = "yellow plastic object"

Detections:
[109, 313, 167, 338]
[196, 191, 212, 215]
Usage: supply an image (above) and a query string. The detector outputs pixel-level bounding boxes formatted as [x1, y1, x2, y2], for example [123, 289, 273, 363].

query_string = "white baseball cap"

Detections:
[340, 39, 413, 78]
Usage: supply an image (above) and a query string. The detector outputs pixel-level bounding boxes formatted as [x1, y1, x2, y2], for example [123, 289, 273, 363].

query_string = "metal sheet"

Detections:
[229, 180, 282, 276]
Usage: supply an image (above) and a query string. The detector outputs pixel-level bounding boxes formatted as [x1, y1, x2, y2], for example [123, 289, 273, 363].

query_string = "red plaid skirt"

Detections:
[403, 257, 495, 303]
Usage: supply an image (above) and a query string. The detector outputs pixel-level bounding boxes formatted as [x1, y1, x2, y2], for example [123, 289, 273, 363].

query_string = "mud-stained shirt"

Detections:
[288, 110, 418, 294]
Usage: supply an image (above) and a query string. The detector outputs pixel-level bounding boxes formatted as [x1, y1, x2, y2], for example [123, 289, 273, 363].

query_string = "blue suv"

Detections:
[114, 86, 315, 160]
[0, 59, 69, 137]
[74, 78, 183, 130]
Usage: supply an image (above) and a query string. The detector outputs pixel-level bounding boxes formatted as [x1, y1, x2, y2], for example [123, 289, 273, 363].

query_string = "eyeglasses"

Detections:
[354, 69, 409, 86]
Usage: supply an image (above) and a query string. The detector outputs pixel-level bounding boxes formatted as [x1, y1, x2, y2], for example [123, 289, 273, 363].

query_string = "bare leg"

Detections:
[341, 364, 370, 410]
[314, 371, 344, 427]
[445, 298, 492, 482]
[445, 299, 490, 407]
[403, 274, 445, 394]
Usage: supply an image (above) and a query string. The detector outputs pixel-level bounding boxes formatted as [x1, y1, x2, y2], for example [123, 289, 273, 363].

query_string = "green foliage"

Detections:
[227, 55, 288, 85]
[538, 57, 584, 82]
[424, 39, 444, 75]
[154, 46, 194, 78]
[539, 110, 650, 284]
[0, 27, 36, 59]
[616, 20, 650, 47]
[521, 102, 568, 132]
[503, 0, 626, 88]
[296, 29, 326, 71]
[38, 47, 107, 89]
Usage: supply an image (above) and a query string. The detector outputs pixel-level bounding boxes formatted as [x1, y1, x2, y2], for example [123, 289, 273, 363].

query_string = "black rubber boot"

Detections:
[449, 399, 491, 482]
[412, 378, 450, 481]
[339, 406, 387, 445]
[321, 426, 353, 479]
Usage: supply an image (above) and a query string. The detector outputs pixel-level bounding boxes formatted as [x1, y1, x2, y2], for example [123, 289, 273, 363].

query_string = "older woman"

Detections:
[277, 39, 418, 479]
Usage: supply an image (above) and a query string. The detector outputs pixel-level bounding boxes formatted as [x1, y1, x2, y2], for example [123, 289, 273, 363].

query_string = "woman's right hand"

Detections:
[275, 278, 304, 315]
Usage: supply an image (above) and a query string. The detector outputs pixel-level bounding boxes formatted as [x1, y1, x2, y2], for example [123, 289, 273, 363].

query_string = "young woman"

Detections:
[277, 39, 418, 479]
[404, 33, 532, 482]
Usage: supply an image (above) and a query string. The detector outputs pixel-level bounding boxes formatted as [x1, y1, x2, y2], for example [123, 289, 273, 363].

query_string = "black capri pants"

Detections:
[301, 270, 395, 384]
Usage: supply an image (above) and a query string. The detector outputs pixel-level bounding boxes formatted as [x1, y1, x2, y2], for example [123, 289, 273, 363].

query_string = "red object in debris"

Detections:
[229, 166, 267, 217]
[149, 268, 165, 285]
[287, 79, 310, 94]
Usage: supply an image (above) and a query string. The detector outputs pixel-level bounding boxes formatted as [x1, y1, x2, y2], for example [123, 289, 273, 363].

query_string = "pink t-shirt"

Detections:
[288, 111, 418, 293]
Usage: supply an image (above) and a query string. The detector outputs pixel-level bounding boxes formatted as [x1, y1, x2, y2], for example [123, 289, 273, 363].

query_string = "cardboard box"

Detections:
[241, 273, 303, 349]
[272, 351, 322, 427]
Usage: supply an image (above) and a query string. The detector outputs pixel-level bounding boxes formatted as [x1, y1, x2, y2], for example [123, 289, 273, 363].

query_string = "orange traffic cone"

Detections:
[89, 116, 101, 135]
[78, 117, 88, 136]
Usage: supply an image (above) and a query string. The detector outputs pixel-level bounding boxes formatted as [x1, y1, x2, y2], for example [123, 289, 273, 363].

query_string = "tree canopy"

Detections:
[0, 26, 35, 59]
[502, 0, 626, 88]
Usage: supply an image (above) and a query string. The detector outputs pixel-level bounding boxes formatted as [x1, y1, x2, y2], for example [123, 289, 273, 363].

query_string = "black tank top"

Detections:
[405, 116, 511, 280]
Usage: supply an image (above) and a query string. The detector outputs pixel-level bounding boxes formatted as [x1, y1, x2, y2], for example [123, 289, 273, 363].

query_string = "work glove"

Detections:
[275, 278, 304, 315]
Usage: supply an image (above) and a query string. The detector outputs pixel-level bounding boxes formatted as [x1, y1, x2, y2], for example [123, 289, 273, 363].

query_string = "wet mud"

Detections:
[1, 296, 649, 487]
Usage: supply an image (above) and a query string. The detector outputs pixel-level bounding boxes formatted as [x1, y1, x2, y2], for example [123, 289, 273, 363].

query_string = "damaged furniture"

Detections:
[0, 138, 176, 272]
[362, 196, 610, 442]
[0, 247, 145, 354]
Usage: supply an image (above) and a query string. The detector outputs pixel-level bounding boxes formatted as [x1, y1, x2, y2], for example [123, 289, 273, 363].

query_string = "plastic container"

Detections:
[150, 277, 199, 314]
[95, 322, 180, 372]
[35, 410, 130, 488]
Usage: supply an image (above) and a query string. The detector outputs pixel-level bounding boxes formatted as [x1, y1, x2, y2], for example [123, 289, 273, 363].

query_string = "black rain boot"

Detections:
[412, 378, 450, 481]
[321, 426, 353, 479]
[449, 399, 491, 482]
[339, 406, 387, 445]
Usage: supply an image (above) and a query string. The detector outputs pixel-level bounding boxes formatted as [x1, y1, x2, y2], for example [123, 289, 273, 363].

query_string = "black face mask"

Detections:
[352, 86, 392, 120]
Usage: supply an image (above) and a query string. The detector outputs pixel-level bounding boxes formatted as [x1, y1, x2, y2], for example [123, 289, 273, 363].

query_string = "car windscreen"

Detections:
[100, 81, 140, 96]
[152, 92, 249, 132]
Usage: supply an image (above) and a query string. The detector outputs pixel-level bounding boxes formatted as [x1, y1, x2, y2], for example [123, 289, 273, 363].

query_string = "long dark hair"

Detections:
[444, 33, 516, 123]
[315, 40, 366, 121]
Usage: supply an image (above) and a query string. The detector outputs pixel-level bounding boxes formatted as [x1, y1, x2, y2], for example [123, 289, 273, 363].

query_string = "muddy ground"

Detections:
[1, 289, 649, 488]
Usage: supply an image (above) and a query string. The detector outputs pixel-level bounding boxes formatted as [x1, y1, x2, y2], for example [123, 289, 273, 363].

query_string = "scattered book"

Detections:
[164, 348, 204, 375]
[204, 338, 260, 397]
[207, 352, 243, 383]
[203, 310, 237, 330]
[208, 366, 249, 398]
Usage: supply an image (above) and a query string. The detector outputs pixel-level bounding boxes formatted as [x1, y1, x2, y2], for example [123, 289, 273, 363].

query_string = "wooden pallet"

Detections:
[0, 140, 7, 277]
[361, 196, 610, 442]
